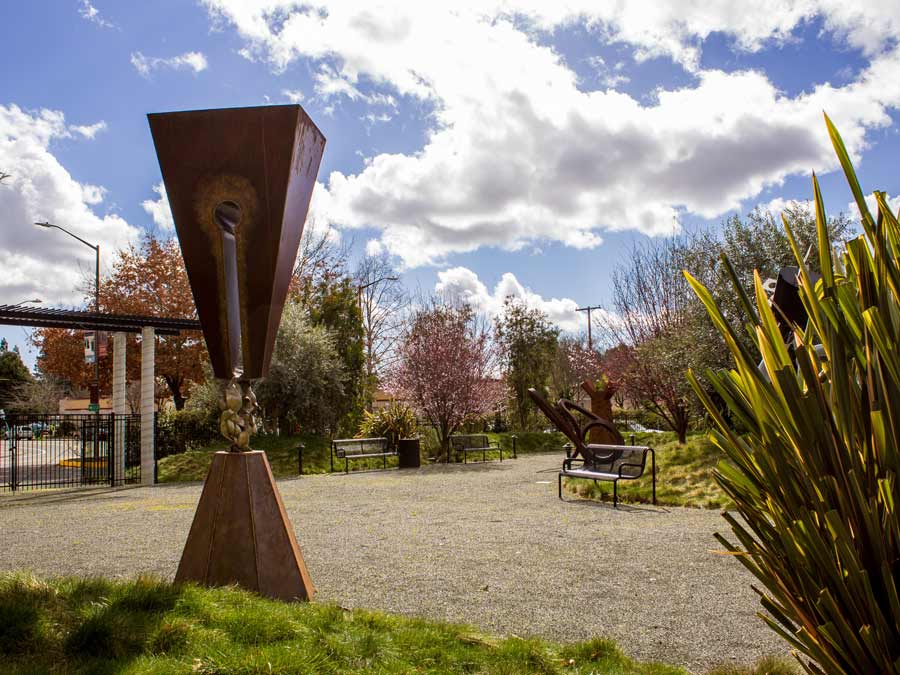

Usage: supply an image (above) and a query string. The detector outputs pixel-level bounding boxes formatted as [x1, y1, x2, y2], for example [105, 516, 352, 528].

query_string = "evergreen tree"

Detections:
[494, 298, 559, 430]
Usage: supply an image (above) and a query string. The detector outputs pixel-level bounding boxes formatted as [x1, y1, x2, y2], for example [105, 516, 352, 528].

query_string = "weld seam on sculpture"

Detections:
[245, 462, 260, 590]
[204, 463, 225, 582]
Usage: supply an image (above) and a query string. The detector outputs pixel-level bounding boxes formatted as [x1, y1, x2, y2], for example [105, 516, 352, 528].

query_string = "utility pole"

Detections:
[575, 304, 602, 350]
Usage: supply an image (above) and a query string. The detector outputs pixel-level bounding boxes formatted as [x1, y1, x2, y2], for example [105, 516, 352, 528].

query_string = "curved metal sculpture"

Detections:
[220, 379, 259, 451]
[527, 388, 622, 462]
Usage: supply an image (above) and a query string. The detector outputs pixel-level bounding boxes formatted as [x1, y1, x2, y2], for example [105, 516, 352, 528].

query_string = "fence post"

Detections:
[153, 416, 158, 484]
[108, 413, 115, 487]
[9, 430, 16, 492]
[297, 443, 304, 476]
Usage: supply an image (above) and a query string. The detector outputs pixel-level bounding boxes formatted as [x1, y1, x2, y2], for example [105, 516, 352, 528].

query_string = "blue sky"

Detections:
[2, 1, 900, 368]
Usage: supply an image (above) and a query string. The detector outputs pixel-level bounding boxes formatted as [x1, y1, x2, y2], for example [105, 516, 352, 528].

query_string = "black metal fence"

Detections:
[0, 413, 142, 491]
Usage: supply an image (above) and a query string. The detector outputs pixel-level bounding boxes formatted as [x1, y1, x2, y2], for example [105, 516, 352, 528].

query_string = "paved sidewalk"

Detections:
[0, 453, 786, 673]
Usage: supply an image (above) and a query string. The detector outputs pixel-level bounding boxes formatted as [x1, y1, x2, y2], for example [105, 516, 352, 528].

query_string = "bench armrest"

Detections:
[617, 462, 643, 478]
[617, 447, 653, 477]
[562, 456, 585, 471]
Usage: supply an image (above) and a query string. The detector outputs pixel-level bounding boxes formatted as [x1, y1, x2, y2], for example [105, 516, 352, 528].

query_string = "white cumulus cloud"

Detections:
[435, 266, 607, 333]
[202, 1, 900, 268]
[282, 89, 305, 103]
[849, 193, 900, 222]
[141, 181, 175, 230]
[0, 104, 140, 305]
[78, 0, 115, 29]
[70, 120, 107, 139]
[130, 51, 209, 77]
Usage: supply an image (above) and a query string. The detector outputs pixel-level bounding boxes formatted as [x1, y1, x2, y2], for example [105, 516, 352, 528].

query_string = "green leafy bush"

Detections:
[154, 408, 218, 461]
[358, 401, 418, 449]
[685, 115, 900, 673]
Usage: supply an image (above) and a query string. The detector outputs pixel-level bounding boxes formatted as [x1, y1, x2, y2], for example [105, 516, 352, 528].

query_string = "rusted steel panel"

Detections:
[148, 105, 325, 379]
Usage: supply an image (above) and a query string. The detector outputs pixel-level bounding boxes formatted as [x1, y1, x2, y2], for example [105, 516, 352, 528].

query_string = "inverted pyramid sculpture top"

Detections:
[148, 105, 325, 380]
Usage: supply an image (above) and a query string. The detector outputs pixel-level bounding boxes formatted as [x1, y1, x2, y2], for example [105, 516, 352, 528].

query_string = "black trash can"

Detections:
[397, 437, 421, 468]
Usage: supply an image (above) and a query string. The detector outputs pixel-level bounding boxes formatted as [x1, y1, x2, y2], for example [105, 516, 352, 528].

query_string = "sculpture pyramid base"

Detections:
[175, 450, 314, 601]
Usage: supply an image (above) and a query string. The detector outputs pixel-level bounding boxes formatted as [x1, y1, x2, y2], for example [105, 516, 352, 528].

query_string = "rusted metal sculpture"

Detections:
[149, 104, 324, 601]
[149, 105, 324, 445]
[528, 388, 655, 506]
[579, 379, 623, 445]
[527, 388, 619, 463]
[220, 379, 259, 451]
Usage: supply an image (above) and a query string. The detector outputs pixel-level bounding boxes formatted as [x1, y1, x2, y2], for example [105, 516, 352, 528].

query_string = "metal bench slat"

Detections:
[562, 468, 620, 481]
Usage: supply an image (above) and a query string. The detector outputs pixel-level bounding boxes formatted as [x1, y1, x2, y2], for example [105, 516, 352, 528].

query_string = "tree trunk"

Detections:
[166, 376, 186, 410]
[675, 408, 689, 444]
[440, 423, 451, 463]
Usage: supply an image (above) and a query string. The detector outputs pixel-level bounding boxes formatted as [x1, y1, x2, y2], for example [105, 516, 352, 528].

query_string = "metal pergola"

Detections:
[0, 305, 200, 335]
[0, 304, 202, 487]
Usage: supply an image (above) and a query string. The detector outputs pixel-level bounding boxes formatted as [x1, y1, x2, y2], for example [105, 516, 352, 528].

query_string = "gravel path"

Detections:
[0, 453, 786, 672]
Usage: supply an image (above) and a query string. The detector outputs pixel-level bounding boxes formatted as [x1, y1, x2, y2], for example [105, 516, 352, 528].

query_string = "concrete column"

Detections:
[112, 332, 127, 485]
[140, 327, 155, 485]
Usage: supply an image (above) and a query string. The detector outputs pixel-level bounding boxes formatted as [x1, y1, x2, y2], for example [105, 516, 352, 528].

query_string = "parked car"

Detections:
[14, 422, 49, 440]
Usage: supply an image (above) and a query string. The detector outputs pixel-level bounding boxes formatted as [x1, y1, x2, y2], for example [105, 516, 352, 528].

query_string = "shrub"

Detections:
[686, 115, 900, 673]
[357, 401, 418, 450]
[155, 408, 219, 460]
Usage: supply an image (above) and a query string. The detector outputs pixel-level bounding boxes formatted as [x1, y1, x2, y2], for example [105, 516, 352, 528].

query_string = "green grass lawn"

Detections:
[0, 573, 793, 675]
[156, 430, 571, 483]
[156, 429, 729, 509]
[156, 432, 333, 483]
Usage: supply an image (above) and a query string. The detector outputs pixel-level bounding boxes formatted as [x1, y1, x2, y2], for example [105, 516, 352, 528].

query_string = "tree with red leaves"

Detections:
[391, 303, 500, 461]
[33, 234, 206, 409]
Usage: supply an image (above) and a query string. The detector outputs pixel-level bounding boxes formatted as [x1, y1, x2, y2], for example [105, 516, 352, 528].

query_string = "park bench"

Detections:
[560, 443, 655, 507]
[330, 437, 396, 473]
[528, 388, 656, 507]
[449, 434, 503, 463]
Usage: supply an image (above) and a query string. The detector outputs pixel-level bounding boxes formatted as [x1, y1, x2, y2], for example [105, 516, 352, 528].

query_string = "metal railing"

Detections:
[0, 413, 141, 491]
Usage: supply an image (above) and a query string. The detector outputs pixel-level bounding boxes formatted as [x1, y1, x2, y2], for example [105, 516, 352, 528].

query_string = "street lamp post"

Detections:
[34, 221, 101, 405]
[10, 299, 42, 307]
[356, 275, 399, 411]
[356, 275, 399, 312]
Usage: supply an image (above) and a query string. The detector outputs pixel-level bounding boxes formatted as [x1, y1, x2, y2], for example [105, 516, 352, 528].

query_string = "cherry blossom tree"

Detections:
[391, 303, 501, 461]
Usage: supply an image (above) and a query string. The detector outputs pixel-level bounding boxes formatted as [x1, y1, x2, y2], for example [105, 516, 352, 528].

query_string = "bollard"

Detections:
[511, 434, 517, 459]
[630, 433, 635, 446]
[564, 442, 573, 459]
[297, 443, 305, 476]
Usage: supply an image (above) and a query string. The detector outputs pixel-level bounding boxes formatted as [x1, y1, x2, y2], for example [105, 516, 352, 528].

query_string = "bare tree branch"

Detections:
[354, 252, 408, 399]
[291, 221, 352, 303]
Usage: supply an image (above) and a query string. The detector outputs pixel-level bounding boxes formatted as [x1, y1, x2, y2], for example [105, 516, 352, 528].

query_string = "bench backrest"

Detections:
[333, 437, 390, 457]
[586, 445, 650, 478]
[450, 434, 489, 451]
